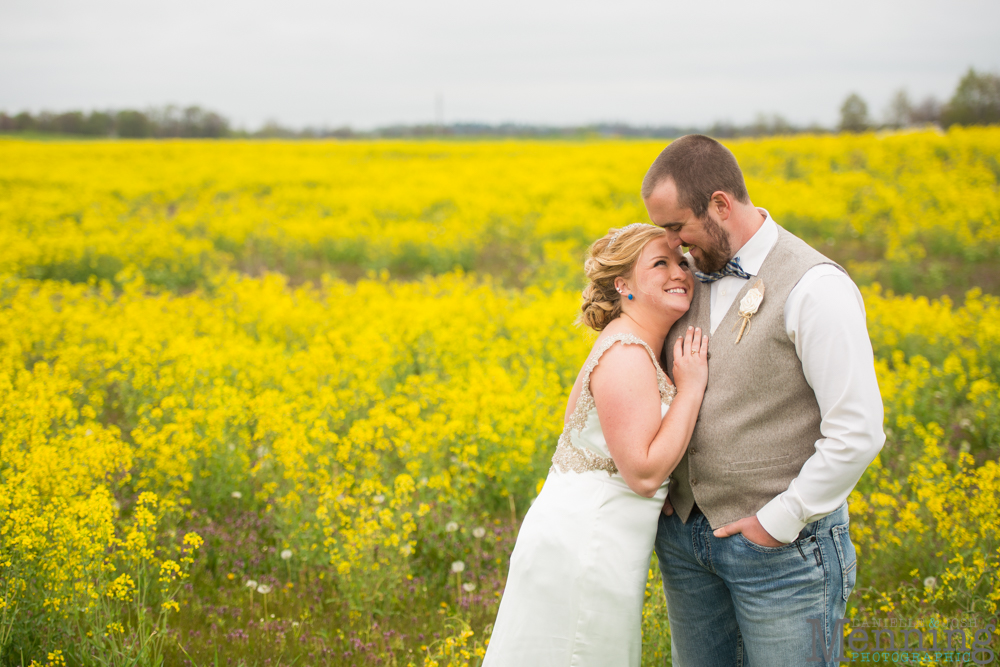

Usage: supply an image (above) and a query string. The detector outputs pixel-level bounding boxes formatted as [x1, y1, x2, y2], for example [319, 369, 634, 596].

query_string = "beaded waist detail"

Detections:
[551, 432, 619, 476]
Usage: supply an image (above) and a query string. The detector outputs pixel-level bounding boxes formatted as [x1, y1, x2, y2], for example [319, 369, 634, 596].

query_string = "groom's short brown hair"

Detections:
[641, 135, 750, 219]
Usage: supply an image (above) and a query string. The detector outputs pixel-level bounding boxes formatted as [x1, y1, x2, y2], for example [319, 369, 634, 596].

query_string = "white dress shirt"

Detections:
[708, 209, 886, 543]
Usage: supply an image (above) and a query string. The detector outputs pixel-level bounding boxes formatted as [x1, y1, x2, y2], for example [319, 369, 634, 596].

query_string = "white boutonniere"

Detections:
[733, 279, 765, 344]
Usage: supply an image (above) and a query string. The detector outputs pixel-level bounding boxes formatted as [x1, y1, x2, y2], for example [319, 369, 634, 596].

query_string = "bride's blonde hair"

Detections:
[579, 224, 667, 331]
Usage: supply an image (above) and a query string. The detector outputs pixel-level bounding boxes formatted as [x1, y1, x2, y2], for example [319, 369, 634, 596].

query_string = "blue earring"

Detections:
[628, 294, 634, 300]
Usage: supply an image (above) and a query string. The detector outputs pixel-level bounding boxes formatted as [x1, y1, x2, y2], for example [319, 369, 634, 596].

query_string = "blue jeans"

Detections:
[654, 503, 856, 667]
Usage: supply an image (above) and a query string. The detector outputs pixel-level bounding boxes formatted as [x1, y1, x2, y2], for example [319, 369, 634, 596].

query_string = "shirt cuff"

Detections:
[756, 496, 807, 544]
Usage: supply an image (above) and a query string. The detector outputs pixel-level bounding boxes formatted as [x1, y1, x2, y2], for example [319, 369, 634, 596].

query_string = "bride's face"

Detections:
[630, 236, 694, 315]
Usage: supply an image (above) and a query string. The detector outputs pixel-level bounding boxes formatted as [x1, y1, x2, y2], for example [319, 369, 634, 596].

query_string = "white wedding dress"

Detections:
[483, 333, 676, 666]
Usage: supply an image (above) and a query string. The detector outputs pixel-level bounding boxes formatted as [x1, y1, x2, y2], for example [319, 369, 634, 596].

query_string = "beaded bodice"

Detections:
[551, 333, 676, 476]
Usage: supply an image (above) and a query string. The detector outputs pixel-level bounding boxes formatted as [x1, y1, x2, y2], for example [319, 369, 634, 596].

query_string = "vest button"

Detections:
[690, 478, 699, 486]
[689, 449, 697, 455]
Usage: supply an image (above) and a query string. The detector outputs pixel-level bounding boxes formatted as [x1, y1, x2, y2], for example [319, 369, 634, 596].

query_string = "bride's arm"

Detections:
[591, 327, 708, 498]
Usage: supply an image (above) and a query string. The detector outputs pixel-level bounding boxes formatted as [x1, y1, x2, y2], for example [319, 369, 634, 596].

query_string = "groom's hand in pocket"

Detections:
[661, 495, 674, 516]
[712, 515, 785, 548]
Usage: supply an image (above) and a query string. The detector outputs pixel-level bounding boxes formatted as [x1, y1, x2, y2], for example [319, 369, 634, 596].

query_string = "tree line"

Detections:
[2, 68, 998, 140]
[838, 68, 1000, 132]
[0, 105, 229, 138]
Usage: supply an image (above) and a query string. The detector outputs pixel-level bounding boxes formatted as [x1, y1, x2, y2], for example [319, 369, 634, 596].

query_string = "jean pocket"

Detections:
[736, 533, 800, 554]
[832, 523, 857, 601]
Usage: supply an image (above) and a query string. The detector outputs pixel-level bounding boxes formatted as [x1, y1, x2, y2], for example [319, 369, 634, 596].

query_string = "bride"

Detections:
[483, 223, 708, 666]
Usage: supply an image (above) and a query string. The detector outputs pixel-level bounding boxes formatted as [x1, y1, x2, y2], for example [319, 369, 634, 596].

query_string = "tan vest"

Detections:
[665, 226, 844, 529]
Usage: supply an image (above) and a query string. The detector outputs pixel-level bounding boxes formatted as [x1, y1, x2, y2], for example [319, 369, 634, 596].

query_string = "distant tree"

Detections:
[148, 105, 230, 138]
[34, 112, 57, 133]
[749, 113, 793, 136]
[255, 120, 299, 138]
[706, 120, 738, 138]
[13, 112, 34, 131]
[116, 110, 152, 137]
[839, 93, 870, 132]
[54, 111, 85, 134]
[909, 96, 942, 125]
[941, 68, 1000, 127]
[0, 113, 14, 132]
[83, 111, 115, 136]
[184, 106, 229, 138]
[326, 126, 357, 139]
[884, 89, 912, 128]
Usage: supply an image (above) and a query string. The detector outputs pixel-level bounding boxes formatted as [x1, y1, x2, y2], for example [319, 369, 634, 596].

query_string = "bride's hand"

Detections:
[672, 326, 708, 395]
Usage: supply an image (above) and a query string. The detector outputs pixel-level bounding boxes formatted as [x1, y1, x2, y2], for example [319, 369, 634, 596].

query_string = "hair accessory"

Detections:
[628, 294, 634, 300]
[608, 223, 653, 249]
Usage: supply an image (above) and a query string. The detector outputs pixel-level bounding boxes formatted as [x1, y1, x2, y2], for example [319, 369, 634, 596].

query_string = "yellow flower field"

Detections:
[2, 128, 999, 293]
[1, 131, 999, 666]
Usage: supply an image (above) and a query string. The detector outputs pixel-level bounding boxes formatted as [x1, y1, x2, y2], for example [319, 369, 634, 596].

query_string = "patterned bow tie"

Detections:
[694, 257, 751, 284]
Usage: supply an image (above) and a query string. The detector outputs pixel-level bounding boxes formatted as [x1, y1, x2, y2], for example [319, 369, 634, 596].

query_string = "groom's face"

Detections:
[643, 177, 733, 274]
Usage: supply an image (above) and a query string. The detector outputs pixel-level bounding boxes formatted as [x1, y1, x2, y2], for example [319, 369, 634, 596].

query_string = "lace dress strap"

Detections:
[551, 333, 676, 476]
[581, 333, 674, 403]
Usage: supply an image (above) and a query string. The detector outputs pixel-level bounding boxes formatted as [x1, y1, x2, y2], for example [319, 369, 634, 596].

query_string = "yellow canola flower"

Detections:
[2, 129, 998, 290]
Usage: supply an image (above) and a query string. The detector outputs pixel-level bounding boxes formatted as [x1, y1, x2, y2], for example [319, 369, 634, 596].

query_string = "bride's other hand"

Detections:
[672, 326, 708, 396]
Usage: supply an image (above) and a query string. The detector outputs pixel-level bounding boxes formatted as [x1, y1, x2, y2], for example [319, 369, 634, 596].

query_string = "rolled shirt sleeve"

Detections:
[755, 265, 886, 543]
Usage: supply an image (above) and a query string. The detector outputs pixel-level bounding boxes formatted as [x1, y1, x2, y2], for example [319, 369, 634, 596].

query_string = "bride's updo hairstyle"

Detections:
[579, 223, 667, 331]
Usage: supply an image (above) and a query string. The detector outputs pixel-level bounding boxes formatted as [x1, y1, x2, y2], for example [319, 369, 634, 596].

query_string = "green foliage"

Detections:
[942, 68, 1000, 127]
[840, 93, 870, 132]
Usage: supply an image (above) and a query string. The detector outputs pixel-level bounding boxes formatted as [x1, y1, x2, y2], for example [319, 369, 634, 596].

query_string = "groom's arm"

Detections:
[753, 265, 886, 543]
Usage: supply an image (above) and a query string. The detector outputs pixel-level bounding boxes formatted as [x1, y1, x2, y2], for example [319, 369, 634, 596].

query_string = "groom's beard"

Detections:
[690, 214, 733, 274]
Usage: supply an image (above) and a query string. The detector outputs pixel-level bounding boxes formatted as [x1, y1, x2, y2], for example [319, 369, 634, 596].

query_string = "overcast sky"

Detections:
[2, 0, 998, 130]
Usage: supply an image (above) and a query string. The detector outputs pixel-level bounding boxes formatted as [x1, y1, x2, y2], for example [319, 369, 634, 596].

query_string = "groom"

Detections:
[642, 135, 885, 666]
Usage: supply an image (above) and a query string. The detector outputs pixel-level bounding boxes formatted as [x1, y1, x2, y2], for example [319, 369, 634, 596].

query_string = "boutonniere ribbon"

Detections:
[733, 279, 765, 344]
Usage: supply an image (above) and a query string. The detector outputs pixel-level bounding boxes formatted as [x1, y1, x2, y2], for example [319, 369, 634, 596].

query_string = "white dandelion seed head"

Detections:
[462, 582, 477, 592]
[445, 521, 459, 532]
[400, 544, 413, 557]
[231, 491, 242, 499]
[245, 580, 258, 589]
[924, 576, 937, 590]
[472, 527, 486, 539]
[373, 494, 385, 504]
[451, 560, 465, 573]
[257, 584, 272, 595]
[281, 549, 293, 560]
